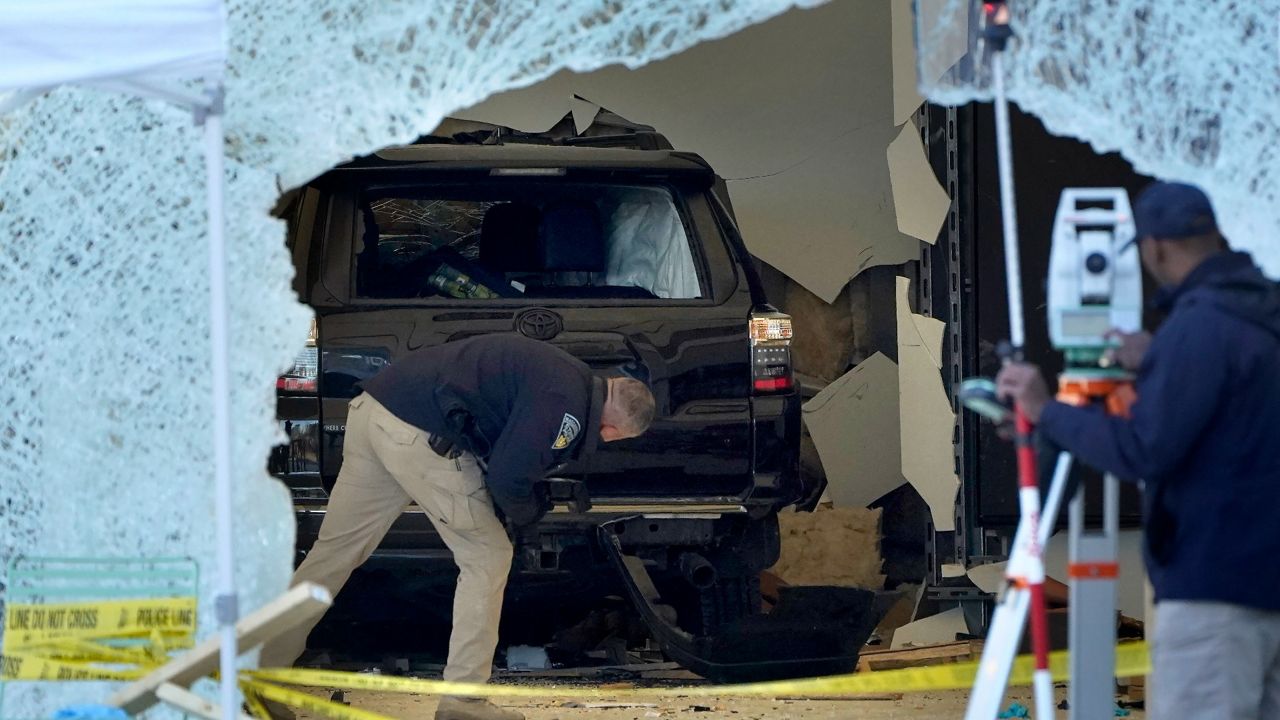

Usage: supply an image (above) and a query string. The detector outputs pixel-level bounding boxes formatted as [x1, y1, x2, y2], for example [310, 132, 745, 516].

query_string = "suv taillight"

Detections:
[277, 317, 319, 394]
[749, 310, 794, 394]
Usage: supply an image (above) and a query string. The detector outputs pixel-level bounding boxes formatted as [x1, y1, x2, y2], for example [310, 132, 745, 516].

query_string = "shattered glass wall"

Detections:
[0, 1, 824, 714]
[918, 0, 1280, 275]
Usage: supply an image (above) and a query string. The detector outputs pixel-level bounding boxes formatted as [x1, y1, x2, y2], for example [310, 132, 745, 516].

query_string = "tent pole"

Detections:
[200, 84, 239, 720]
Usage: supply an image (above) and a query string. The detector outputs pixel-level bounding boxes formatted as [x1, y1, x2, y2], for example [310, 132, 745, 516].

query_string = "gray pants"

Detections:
[260, 393, 513, 683]
[1152, 601, 1280, 720]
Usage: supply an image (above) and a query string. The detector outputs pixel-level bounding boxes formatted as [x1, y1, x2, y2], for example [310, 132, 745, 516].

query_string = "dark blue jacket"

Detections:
[360, 334, 603, 527]
[1039, 251, 1280, 610]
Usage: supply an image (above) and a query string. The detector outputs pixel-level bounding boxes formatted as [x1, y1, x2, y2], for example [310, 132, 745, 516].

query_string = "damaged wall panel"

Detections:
[802, 353, 908, 510]
[887, 122, 951, 245]
[890, 605, 967, 649]
[799, 275, 960, 534]
[896, 276, 959, 532]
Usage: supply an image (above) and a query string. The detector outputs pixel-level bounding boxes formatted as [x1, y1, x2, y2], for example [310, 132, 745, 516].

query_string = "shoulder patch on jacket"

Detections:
[552, 413, 582, 450]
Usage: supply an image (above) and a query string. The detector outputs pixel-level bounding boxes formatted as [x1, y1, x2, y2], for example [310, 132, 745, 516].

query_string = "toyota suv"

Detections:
[269, 112, 830, 680]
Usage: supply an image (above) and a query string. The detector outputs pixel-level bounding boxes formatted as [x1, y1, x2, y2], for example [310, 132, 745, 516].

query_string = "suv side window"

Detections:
[353, 184, 704, 301]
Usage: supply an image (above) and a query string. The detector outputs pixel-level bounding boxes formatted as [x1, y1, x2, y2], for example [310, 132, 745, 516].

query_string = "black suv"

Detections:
[270, 113, 830, 679]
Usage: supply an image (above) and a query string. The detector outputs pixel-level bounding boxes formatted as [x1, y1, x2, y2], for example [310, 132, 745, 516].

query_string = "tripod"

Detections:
[964, 449, 1123, 720]
[959, 352, 1137, 719]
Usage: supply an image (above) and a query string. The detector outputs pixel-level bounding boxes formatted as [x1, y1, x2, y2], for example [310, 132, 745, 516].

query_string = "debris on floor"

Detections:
[506, 645, 552, 671]
[867, 583, 921, 647]
[561, 701, 658, 709]
[1118, 675, 1146, 703]
[282, 686, 1149, 719]
[890, 606, 968, 649]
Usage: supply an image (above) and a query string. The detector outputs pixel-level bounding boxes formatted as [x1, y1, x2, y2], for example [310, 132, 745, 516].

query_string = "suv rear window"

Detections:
[354, 184, 703, 301]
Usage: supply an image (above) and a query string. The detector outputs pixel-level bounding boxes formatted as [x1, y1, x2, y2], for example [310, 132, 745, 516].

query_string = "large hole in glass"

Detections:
[1, 2, 828, 713]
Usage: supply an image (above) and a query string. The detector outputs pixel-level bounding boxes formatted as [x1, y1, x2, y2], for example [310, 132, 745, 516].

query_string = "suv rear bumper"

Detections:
[293, 503, 773, 571]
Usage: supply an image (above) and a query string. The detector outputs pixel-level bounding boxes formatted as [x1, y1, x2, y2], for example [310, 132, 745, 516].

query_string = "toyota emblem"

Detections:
[515, 308, 564, 341]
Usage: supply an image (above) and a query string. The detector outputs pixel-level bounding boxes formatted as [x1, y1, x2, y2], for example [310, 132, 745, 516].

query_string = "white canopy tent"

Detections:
[0, 2, 241, 718]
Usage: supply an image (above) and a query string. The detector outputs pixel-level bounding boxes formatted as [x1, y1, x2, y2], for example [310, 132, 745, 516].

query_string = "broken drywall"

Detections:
[801, 284, 961, 531]
[459, 0, 925, 302]
[802, 353, 908, 510]
[967, 561, 1008, 596]
[887, 122, 951, 244]
[772, 507, 885, 589]
[917, 0, 1280, 277]
[0, 1, 828, 715]
[896, 276, 960, 532]
[890, 606, 968, 649]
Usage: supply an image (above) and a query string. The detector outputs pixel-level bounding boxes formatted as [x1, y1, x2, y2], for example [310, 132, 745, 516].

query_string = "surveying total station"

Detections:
[1049, 188, 1143, 416]
[961, 188, 1142, 720]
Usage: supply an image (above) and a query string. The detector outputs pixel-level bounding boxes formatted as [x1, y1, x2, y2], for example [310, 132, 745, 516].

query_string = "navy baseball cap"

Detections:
[1131, 181, 1219, 243]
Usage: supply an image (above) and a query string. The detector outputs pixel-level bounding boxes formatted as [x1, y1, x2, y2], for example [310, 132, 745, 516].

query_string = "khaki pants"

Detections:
[260, 393, 513, 683]
[1151, 601, 1280, 719]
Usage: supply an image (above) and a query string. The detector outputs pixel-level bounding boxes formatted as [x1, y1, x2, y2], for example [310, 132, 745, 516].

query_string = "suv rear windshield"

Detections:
[354, 184, 704, 301]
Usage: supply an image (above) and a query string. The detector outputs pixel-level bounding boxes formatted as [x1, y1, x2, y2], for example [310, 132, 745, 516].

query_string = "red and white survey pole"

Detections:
[981, 1, 1056, 717]
[1009, 411, 1055, 718]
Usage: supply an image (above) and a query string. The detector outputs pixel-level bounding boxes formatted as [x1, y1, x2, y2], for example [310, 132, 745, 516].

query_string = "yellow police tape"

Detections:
[240, 681, 277, 720]
[0, 595, 1149, 717]
[242, 641, 1150, 703]
[1, 598, 197, 681]
[3, 598, 196, 648]
[242, 679, 401, 720]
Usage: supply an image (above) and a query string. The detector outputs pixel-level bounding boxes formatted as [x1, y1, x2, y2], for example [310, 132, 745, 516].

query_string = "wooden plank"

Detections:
[859, 638, 982, 660]
[157, 682, 256, 720]
[110, 583, 332, 715]
[857, 639, 983, 672]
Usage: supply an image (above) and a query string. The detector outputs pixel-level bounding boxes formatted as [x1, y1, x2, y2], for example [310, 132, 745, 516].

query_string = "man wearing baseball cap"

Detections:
[997, 181, 1280, 719]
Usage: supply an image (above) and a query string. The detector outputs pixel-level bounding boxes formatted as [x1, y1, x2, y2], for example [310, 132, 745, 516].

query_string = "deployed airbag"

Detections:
[599, 187, 700, 299]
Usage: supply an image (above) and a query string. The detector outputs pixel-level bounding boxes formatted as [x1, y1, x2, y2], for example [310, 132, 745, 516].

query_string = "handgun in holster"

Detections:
[544, 478, 592, 514]
[427, 433, 461, 460]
